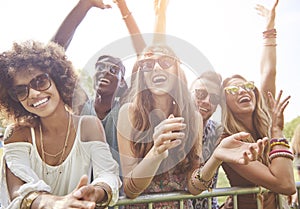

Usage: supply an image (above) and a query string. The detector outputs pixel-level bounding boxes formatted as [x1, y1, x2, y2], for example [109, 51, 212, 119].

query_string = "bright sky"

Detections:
[1, 0, 300, 122]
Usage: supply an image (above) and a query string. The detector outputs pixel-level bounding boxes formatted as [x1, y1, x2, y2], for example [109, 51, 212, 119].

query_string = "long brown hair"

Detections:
[122, 44, 201, 173]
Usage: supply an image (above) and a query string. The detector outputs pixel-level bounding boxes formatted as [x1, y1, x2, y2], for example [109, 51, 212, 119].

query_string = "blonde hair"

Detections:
[221, 74, 271, 165]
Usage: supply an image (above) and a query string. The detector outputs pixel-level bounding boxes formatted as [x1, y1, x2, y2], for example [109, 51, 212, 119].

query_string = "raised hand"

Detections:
[89, 0, 112, 9]
[151, 114, 185, 158]
[268, 90, 290, 136]
[154, 0, 170, 15]
[255, 0, 279, 29]
[214, 132, 268, 165]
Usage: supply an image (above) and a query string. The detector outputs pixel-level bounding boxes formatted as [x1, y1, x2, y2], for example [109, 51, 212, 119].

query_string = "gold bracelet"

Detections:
[122, 12, 132, 20]
[20, 191, 42, 209]
[94, 182, 113, 209]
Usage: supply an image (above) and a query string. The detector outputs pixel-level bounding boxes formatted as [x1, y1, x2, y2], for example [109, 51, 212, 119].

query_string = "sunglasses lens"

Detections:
[138, 59, 155, 72]
[225, 86, 239, 95]
[210, 94, 220, 105]
[158, 56, 175, 69]
[244, 82, 255, 91]
[9, 73, 51, 102]
[109, 65, 120, 75]
[195, 89, 208, 100]
[31, 74, 51, 91]
[96, 63, 106, 71]
[9, 85, 28, 101]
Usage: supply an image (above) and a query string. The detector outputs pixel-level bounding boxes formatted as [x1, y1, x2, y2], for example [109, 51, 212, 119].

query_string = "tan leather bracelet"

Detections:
[94, 182, 113, 209]
[20, 191, 44, 209]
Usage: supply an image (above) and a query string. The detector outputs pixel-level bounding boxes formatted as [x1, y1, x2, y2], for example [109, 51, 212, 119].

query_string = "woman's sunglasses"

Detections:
[95, 62, 121, 75]
[194, 89, 220, 106]
[8, 73, 52, 102]
[137, 55, 177, 72]
[224, 81, 255, 95]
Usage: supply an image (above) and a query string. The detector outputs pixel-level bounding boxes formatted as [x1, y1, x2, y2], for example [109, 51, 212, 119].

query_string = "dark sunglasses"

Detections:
[137, 55, 177, 72]
[194, 89, 220, 106]
[224, 81, 255, 95]
[8, 73, 52, 102]
[95, 62, 121, 75]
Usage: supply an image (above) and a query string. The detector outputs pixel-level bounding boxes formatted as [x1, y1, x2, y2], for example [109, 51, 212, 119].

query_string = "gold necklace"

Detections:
[40, 112, 72, 175]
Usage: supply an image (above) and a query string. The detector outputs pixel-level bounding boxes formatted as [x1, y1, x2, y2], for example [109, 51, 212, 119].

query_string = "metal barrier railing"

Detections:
[113, 182, 300, 209]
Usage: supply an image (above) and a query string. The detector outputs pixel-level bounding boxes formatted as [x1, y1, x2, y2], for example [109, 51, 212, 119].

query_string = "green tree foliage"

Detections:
[284, 116, 300, 140]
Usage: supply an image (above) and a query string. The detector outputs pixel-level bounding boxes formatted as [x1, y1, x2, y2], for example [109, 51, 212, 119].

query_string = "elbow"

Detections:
[281, 184, 297, 196]
[274, 180, 296, 196]
[123, 183, 141, 199]
[124, 188, 139, 199]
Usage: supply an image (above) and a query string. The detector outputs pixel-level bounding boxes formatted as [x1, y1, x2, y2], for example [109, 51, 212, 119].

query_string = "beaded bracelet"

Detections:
[270, 138, 289, 145]
[190, 168, 206, 191]
[263, 28, 277, 39]
[269, 149, 292, 157]
[269, 152, 294, 161]
[191, 165, 213, 191]
[270, 142, 290, 149]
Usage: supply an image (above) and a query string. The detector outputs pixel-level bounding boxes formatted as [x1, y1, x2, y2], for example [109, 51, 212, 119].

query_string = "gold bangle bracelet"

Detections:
[94, 182, 113, 209]
[20, 191, 43, 209]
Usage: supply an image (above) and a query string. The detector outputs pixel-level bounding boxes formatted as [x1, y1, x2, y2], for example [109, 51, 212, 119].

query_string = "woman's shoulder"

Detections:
[77, 115, 106, 143]
[3, 123, 32, 144]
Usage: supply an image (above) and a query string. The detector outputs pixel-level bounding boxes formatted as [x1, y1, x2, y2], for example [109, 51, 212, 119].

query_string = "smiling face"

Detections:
[138, 53, 178, 96]
[93, 56, 124, 97]
[13, 68, 63, 117]
[224, 77, 256, 116]
[190, 79, 220, 123]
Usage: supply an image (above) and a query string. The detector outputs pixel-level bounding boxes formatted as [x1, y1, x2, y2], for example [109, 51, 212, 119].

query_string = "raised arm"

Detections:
[152, 0, 169, 44]
[113, 0, 146, 56]
[51, 0, 111, 50]
[256, 0, 279, 100]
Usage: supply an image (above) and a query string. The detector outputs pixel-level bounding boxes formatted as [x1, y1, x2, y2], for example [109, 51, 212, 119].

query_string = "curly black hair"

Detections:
[0, 40, 78, 124]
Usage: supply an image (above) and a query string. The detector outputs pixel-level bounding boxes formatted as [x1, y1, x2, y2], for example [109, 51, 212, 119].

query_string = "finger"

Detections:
[267, 91, 276, 108]
[248, 146, 258, 161]
[153, 121, 186, 139]
[279, 100, 289, 114]
[100, 4, 112, 9]
[73, 175, 89, 198]
[275, 90, 283, 104]
[231, 132, 250, 141]
[154, 117, 184, 131]
[71, 199, 95, 209]
[255, 139, 265, 155]
[272, 0, 279, 10]
[155, 132, 185, 146]
[155, 139, 181, 154]
[239, 151, 250, 165]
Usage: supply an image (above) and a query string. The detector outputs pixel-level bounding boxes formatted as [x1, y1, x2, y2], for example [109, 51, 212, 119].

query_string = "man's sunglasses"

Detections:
[194, 89, 220, 106]
[224, 81, 255, 95]
[137, 55, 177, 72]
[95, 62, 121, 75]
[8, 73, 51, 102]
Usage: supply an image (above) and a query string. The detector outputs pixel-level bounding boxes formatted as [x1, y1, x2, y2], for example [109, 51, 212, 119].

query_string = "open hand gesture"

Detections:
[214, 132, 268, 165]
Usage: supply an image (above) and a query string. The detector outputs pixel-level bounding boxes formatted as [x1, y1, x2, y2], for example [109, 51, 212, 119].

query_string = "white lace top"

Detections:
[0, 116, 121, 209]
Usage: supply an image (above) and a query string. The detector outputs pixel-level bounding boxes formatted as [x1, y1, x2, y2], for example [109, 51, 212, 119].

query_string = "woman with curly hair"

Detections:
[116, 44, 268, 208]
[0, 40, 121, 209]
